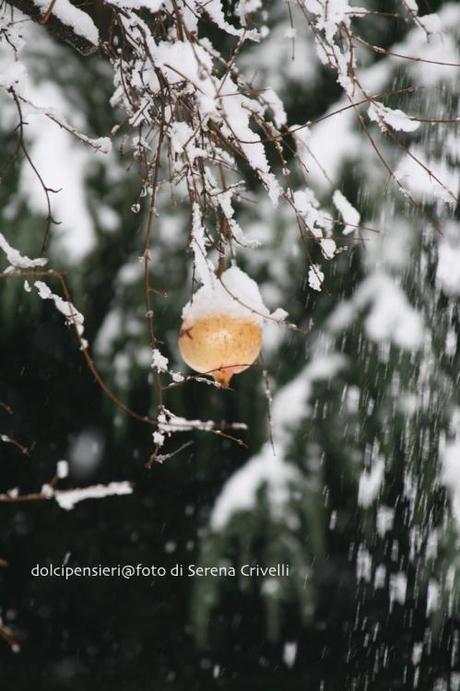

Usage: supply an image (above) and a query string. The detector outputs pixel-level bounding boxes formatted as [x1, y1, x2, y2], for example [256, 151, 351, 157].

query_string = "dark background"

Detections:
[1, 0, 460, 688]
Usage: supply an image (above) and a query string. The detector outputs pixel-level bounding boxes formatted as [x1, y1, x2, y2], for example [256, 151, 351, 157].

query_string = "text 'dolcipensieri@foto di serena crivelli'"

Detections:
[31, 563, 291, 579]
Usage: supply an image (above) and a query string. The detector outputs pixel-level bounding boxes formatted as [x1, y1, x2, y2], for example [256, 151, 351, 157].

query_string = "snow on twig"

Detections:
[34, 280, 87, 348]
[0, 481, 133, 510]
[0, 232, 47, 270]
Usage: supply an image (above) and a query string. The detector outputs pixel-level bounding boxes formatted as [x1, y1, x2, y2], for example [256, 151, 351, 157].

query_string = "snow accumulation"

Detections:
[329, 273, 424, 351]
[436, 241, 460, 295]
[332, 190, 361, 235]
[31, 0, 99, 45]
[400, 4, 460, 87]
[151, 41, 213, 90]
[261, 88, 287, 129]
[367, 102, 420, 133]
[417, 13, 442, 35]
[35, 280, 87, 348]
[191, 203, 216, 287]
[157, 408, 247, 434]
[320, 238, 337, 259]
[300, 1, 460, 195]
[151, 348, 169, 373]
[182, 266, 272, 326]
[110, 11, 279, 203]
[55, 482, 133, 511]
[402, 0, 418, 13]
[210, 443, 301, 530]
[395, 148, 459, 205]
[0, 232, 47, 270]
[295, 111, 360, 192]
[218, 78, 282, 206]
[308, 265, 324, 292]
[202, 0, 258, 38]
[210, 352, 345, 530]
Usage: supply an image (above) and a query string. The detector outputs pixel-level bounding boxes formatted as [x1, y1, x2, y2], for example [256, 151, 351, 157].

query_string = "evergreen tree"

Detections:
[0, 0, 459, 688]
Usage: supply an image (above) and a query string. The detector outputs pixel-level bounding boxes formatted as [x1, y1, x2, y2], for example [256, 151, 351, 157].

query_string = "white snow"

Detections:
[94, 309, 123, 356]
[69, 429, 104, 478]
[214, 189, 261, 249]
[151, 348, 169, 373]
[152, 40, 213, 89]
[157, 408, 247, 434]
[201, 0, 258, 39]
[210, 444, 301, 530]
[182, 265, 270, 325]
[296, 110, 360, 191]
[152, 431, 165, 447]
[426, 580, 440, 615]
[31, 0, 99, 45]
[210, 353, 345, 529]
[374, 564, 386, 589]
[400, 6, 460, 87]
[262, 88, 287, 128]
[332, 191, 361, 236]
[368, 102, 420, 133]
[0, 15, 26, 93]
[358, 457, 385, 507]
[417, 13, 442, 35]
[320, 238, 337, 259]
[270, 308, 289, 322]
[389, 572, 407, 607]
[191, 203, 216, 286]
[283, 641, 298, 668]
[56, 460, 69, 479]
[329, 273, 424, 351]
[436, 241, 460, 296]
[218, 77, 282, 205]
[395, 149, 458, 205]
[412, 642, 423, 666]
[33, 0, 99, 46]
[376, 506, 394, 537]
[356, 545, 372, 582]
[404, 0, 419, 14]
[0, 18, 116, 262]
[35, 280, 87, 347]
[55, 482, 133, 510]
[308, 265, 324, 292]
[17, 81, 103, 260]
[239, 17, 317, 95]
[0, 232, 47, 270]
